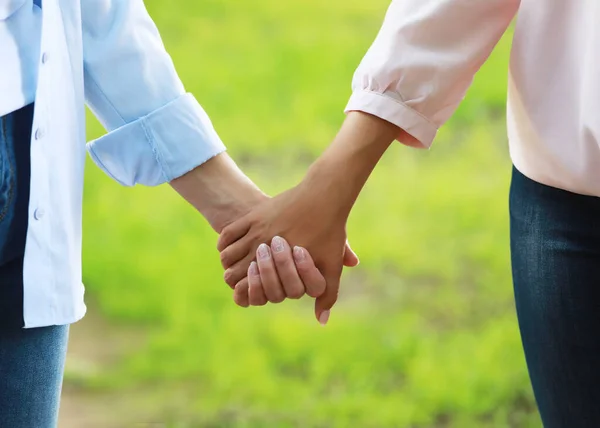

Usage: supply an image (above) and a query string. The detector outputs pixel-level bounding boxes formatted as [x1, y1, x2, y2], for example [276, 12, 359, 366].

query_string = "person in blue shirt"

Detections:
[0, 1, 343, 426]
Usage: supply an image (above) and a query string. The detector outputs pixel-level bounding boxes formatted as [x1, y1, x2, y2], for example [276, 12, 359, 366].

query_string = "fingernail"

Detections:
[293, 246, 306, 262]
[271, 236, 285, 253]
[249, 261, 258, 276]
[319, 310, 330, 326]
[257, 243, 270, 260]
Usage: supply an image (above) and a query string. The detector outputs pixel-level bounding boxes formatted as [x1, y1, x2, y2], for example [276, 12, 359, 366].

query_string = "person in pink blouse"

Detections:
[220, 1, 600, 425]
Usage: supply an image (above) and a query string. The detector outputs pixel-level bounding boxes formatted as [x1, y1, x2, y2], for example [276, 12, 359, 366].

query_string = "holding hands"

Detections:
[216, 112, 399, 325]
[174, 112, 398, 326]
[217, 181, 360, 324]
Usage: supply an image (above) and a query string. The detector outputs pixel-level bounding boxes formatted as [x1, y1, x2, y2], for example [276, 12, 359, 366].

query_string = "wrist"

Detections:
[200, 186, 268, 233]
[302, 112, 398, 213]
[170, 153, 268, 233]
[301, 160, 355, 218]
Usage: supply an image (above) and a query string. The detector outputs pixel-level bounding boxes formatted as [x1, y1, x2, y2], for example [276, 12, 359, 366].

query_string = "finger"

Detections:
[248, 261, 268, 306]
[292, 246, 326, 298]
[342, 240, 360, 267]
[220, 239, 251, 270]
[224, 250, 256, 289]
[233, 278, 250, 308]
[217, 217, 251, 252]
[314, 265, 343, 326]
[256, 243, 286, 303]
[271, 236, 305, 299]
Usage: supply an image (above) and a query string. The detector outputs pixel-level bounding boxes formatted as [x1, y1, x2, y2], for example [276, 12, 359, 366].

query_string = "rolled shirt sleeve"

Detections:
[345, 0, 520, 148]
[81, 0, 225, 186]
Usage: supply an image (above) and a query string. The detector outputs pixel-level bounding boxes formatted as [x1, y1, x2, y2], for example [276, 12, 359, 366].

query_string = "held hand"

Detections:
[231, 237, 358, 314]
[169, 153, 344, 308]
[218, 181, 358, 325]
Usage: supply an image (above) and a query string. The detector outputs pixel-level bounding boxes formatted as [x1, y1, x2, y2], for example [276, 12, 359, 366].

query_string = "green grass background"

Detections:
[76, 0, 539, 426]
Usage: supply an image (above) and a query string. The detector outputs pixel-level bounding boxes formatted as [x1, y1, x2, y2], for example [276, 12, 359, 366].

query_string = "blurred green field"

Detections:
[72, 1, 539, 426]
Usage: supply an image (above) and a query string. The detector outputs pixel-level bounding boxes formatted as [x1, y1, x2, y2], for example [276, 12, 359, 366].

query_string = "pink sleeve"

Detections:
[345, 0, 520, 148]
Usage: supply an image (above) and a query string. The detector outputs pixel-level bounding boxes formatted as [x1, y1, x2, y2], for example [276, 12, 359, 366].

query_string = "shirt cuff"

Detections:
[86, 93, 227, 186]
[345, 90, 438, 149]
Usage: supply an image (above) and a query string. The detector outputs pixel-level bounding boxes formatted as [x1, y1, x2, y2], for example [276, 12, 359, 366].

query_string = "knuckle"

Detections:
[307, 279, 327, 297]
[235, 278, 248, 291]
[269, 292, 285, 304]
[223, 269, 237, 287]
[306, 287, 322, 298]
[219, 250, 231, 267]
[234, 296, 249, 308]
[219, 228, 232, 246]
[251, 297, 267, 306]
[286, 287, 304, 300]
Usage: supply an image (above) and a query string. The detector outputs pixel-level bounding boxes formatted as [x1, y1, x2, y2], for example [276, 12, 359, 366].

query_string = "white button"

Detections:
[35, 128, 44, 140]
[34, 208, 45, 220]
[41, 52, 49, 64]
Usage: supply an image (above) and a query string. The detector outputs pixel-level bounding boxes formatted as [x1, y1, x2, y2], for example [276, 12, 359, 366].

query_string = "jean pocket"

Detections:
[0, 118, 16, 224]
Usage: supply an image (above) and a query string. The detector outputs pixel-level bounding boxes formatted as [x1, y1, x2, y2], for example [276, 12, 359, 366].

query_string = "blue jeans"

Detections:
[0, 324, 69, 428]
[510, 166, 600, 427]
[0, 103, 32, 327]
[0, 104, 30, 264]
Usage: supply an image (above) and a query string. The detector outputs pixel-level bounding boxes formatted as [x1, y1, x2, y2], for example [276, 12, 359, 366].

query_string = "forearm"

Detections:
[302, 112, 400, 214]
[170, 153, 267, 233]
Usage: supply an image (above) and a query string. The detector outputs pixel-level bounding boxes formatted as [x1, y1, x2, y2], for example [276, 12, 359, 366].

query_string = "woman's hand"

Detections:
[230, 237, 358, 322]
[218, 180, 357, 325]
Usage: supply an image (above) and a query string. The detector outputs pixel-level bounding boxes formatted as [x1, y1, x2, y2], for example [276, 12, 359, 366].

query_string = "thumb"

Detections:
[342, 240, 359, 267]
[314, 266, 342, 326]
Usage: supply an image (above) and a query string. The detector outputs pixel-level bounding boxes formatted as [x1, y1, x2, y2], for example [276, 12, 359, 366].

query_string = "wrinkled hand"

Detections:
[217, 181, 358, 324]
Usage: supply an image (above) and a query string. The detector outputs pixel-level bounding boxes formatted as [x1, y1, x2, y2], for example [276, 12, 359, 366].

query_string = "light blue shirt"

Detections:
[0, 0, 41, 116]
[1, 0, 226, 328]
